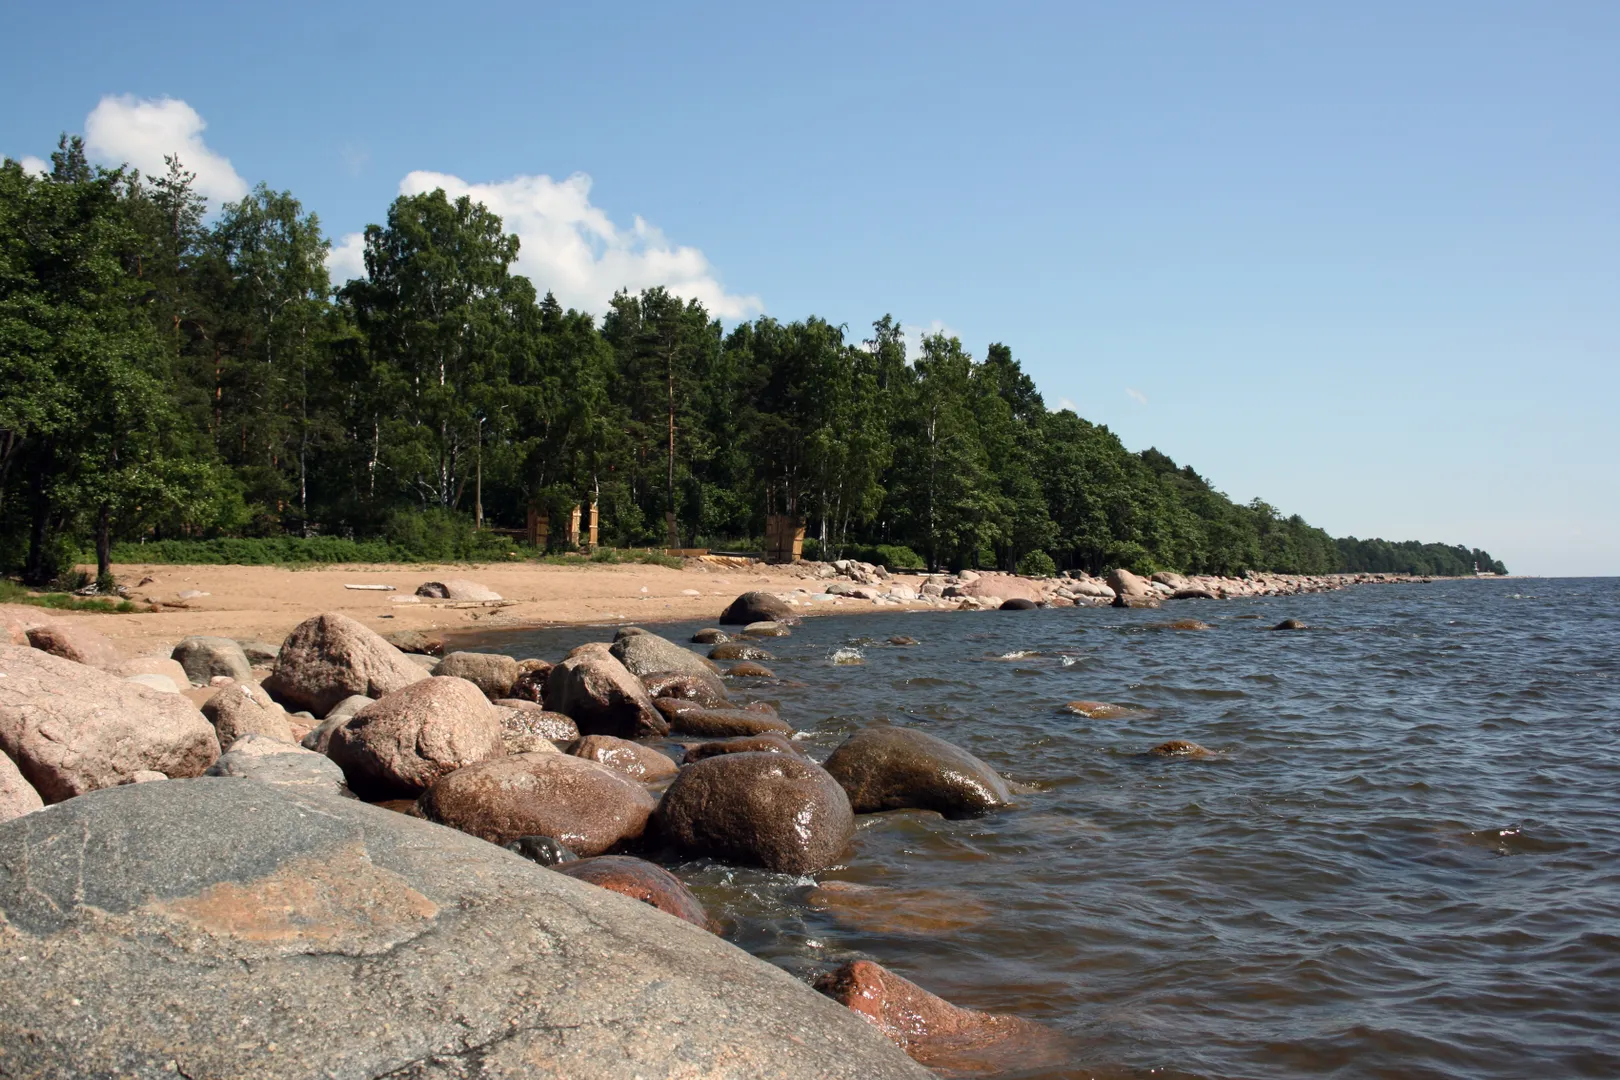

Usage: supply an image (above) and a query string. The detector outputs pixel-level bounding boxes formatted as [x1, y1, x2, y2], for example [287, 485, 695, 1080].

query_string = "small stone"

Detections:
[726, 661, 776, 678]
[709, 642, 773, 662]
[504, 835, 578, 866]
[691, 628, 730, 644]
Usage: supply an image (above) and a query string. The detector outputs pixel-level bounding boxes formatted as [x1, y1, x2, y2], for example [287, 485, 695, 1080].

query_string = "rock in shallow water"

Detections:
[503, 833, 578, 865]
[655, 699, 794, 737]
[569, 733, 679, 781]
[1062, 700, 1140, 720]
[656, 752, 853, 873]
[0, 779, 928, 1079]
[692, 627, 730, 644]
[719, 590, 795, 625]
[545, 649, 668, 738]
[681, 734, 804, 763]
[1149, 739, 1216, 758]
[710, 641, 774, 662]
[822, 726, 1012, 819]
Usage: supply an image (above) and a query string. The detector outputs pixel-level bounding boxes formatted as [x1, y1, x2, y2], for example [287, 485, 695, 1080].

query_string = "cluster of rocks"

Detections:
[0, 593, 1057, 1075]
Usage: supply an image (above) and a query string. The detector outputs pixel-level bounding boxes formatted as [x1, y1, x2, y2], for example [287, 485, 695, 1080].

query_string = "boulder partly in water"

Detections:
[822, 726, 1012, 819]
[656, 751, 853, 873]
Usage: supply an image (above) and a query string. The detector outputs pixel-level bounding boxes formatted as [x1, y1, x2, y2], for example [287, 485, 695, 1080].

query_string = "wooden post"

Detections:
[566, 505, 582, 548]
[588, 500, 599, 550]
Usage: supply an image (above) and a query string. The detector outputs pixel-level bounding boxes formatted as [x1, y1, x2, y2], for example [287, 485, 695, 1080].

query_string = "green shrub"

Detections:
[1017, 550, 1058, 578]
[864, 544, 925, 571]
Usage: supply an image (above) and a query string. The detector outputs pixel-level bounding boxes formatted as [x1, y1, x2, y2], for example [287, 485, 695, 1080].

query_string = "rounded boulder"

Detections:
[419, 752, 655, 854]
[327, 676, 505, 799]
[656, 752, 853, 873]
[569, 734, 679, 781]
[822, 726, 1012, 819]
[556, 855, 711, 930]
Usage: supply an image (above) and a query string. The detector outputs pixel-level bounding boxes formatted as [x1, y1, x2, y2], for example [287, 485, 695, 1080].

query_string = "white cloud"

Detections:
[1125, 387, 1149, 405]
[83, 95, 248, 205]
[1056, 397, 1079, 412]
[902, 319, 961, 359]
[18, 155, 48, 176]
[324, 168, 761, 319]
[327, 231, 368, 284]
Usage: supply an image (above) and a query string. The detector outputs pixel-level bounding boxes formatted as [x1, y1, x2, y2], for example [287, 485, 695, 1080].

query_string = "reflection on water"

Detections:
[458, 578, 1620, 1079]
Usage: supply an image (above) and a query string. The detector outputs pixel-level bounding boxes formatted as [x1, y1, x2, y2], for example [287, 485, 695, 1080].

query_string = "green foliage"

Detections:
[1017, 550, 1058, 578]
[0, 578, 136, 612]
[0, 143, 1503, 578]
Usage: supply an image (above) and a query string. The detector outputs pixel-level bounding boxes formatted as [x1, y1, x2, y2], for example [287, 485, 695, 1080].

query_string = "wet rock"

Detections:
[1172, 587, 1219, 600]
[556, 856, 710, 930]
[1164, 619, 1212, 631]
[642, 669, 730, 706]
[327, 676, 505, 800]
[611, 628, 719, 679]
[815, 959, 1066, 1074]
[433, 650, 521, 699]
[823, 726, 1011, 819]
[0, 749, 43, 823]
[727, 661, 776, 678]
[806, 881, 993, 935]
[24, 621, 122, 671]
[1149, 739, 1216, 758]
[1063, 700, 1139, 719]
[0, 779, 928, 1080]
[544, 650, 668, 738]
[205, 733, 347, 794]
[201, 679, 296, 746]
[681, 734, 804, 764]
[999, 597, 1037, 611]
[492, 703, 580, 746]
[382, 629, 443, 655]
[719, 590, 795, 625]
[507, 661, 553, 702]
[692, 628, 730, 644]
[1111, 593, 1161, 609]
[0, 644, 219, 802]
[171, 635, 253, 684]
[419, 752, 655, 854]
[888, 636, 918, 646]
[710, 641, 774, 662]
[569, 734, 679, 781]
[262, 612, 428, 718]
[656, 752, 853, 873]
[742, 621, 791, 637]
[655, 700, 794, 737]
[504, 834, 578, 865]
[1271, 618, 1309, 630]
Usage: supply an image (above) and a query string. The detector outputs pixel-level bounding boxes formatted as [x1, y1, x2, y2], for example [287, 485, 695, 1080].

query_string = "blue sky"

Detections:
[4, 1, 1616, 575]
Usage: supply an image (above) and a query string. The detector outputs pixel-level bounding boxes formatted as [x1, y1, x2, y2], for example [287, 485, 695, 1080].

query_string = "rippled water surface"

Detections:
[461, 579, 1620, 1079]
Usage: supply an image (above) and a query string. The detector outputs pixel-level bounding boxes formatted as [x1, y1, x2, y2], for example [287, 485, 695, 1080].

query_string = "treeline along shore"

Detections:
[3, 141, 1506, 591]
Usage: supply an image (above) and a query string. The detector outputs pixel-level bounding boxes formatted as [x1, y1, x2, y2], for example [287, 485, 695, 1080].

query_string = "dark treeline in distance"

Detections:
[0, 142, 1509, 585]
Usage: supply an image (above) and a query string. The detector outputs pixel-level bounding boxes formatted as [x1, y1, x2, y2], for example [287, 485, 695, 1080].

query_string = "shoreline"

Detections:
[4, 558, 1457, 660]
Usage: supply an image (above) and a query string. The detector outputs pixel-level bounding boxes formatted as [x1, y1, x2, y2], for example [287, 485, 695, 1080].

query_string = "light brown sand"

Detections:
[45, 560, 930, 658]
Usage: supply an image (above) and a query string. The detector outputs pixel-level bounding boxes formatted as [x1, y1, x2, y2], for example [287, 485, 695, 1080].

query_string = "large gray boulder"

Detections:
[0, 780, 929, 1080]
[432, 650, 521, 699]
[0, 645, 219, 803]
[171, 635, 254, 684]
[205, 733, 348, 795]
[262, 612, 428, 718]
[610, 628, 718, 680]
[545, 650, 668, 738]
[327, 676, 505, 800]
[822, 726, 1012, 819]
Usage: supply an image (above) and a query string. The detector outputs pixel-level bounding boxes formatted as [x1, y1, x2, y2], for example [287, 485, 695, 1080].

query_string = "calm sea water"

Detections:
[459, 578, 1620, 1079]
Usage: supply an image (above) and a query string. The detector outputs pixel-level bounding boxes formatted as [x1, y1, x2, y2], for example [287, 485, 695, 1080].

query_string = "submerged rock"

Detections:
[710, 641, 774, 662]
[1271, 618, 1309, 631]
[1149, 739, 1216, 758]
[1062, 700, 1140, 719]
[815, 960, 1069, 1074]
[419, 751, 655, 854]
[726, 660, 776, 678]
[656, 752, 853, 873]
[822, 726, 1011, 819]
[0, 779, 928, 1079]
[555, 855, 711, 930]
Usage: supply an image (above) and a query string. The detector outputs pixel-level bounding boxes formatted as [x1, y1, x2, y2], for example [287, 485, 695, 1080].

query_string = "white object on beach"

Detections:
[344, 584, 397, 591]
[390, 595, 421, 604]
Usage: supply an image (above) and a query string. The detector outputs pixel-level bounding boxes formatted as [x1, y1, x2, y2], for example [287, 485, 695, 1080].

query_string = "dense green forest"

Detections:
[0, 141, 1508, 585]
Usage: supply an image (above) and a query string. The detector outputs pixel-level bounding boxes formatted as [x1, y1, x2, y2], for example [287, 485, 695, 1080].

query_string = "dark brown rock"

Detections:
[1172, 587, 1219, 600]
[999, 597, 1037, 611]
[507, 661, 553, 702]
[887, 636, 918, 646]
[654, 699, 793, 737]
[545, 650, 668, 738]
[1149, 739, 1216, 758]
[815, 959, 1068, 1074]
[692, 628, 730, 644]
[262, 612, 428, 718]
[681, 734, 804, 764]
[569, 734, 679, 781]
[726, 661, 776, 678]
[709, 641, 774, 662]
[0, 644, 219, 802]
[419, 752, 655, 854]
[327, 676, 505, 800]
[1272, 618, 1309, 630]
[718, 591, 795, 625]
[823, 726, 1011, 819]
[432, 651, 520, 699]
[1111, 593, 1161, 609]
[492, 703, 580, 743]
[555, 855, 711, 930]
[656, 752, 853, 873]
[642, 669, 730, 706]
[503, 834, 578, 865]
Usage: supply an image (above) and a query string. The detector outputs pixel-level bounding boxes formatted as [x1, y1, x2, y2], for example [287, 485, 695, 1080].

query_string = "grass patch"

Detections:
[0, 579, 138, 613]
[97, 536, 687, 571]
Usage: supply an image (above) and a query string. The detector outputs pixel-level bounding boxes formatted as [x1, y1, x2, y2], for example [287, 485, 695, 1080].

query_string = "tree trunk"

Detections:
[665, 348, 678, 547]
